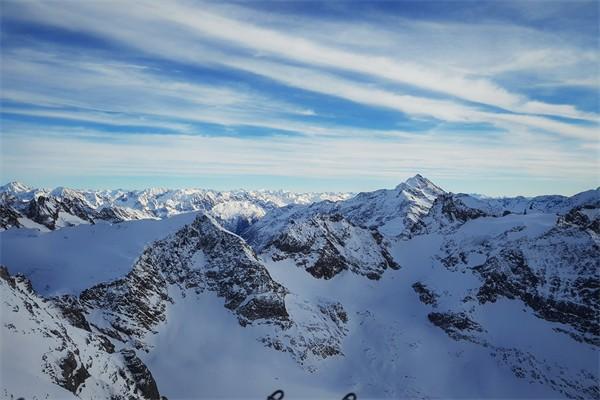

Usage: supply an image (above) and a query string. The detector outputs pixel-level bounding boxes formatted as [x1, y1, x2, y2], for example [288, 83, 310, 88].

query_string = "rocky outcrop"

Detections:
[53, 295, 92, 332]
[560, 204, 600, 234]
[0, 203, 22, 230]
[412, 193, 488, 234]
[78, 214, 346, 366]
[438, 201, 600, 346]
[260, 298, 349, 365]
[25, 195, 63, 229]
[120, 349, 161, 400]
[474, 246, 599, 345]
[245, 174, 445, 247]
[428, 311, 484, 341]
[80, 214, 289, 347]
[269, 214, 399, 280]
[80, 252, 171, 346]
[0, 266, 162, 399]
[412, 282, 439, 306]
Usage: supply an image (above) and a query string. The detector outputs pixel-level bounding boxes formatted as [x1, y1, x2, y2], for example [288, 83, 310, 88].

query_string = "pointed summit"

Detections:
[396, 174, 444, 195]
[404, 173, 431, 187]
[0, 181, 31, 194]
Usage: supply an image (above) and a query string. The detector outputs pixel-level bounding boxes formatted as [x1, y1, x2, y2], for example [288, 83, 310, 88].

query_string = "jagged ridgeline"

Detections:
[1, 175, 598, 399]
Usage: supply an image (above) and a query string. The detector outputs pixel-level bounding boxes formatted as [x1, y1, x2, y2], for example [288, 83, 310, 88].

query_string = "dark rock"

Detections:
[120, 349, 161, 400]
[0, 265, 15, 288]
[0, 204, 23, 230]
[271, 214, 398, 280]
[412, 282, 439, 306]
[428, 311, 483, 341]
[53, 295, 91, 332]
[58, 351, 90, 394]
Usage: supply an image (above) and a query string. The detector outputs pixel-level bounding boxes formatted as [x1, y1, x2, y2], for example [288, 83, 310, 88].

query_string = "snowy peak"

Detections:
[396, 173, 444, 194]
[244, 175, 447, 250]
[80, 213, 289, 347]
[2, 179, 600, 399]
[0, 181, 31, 194]
[0, 182, 353, 233]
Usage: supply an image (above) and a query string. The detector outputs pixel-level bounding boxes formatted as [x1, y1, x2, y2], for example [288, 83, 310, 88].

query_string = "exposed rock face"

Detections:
[79, 214, 346, 364]
[80, 253, 171, 346]
[561, 204, 600, 234]
[80, 214, 288, 346]
[412, 193, 489, 234]
[54, 295, 92, 332]
[120, 349, 161, 400]
[0, 181, 351, 233]
[260, 298, 349, 365]
[474, 243, 599, 345]
[25, 195, 63, 229]
[58, 351, 91, 394]
[0, 190, 98, 231]
[436, 200, 600, 346]
[0, 201, 23, 230]
[245, 174, 445, 247]
[428, 312, 484, 341]
[95, 205, 147, 223]
[0, 266, 162, 399]
[412, 282, 439, 306]
[269, 214, 399, 280]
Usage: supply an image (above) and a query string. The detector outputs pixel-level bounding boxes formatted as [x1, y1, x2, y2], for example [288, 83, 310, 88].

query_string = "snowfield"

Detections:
[1, 175, 598, 399]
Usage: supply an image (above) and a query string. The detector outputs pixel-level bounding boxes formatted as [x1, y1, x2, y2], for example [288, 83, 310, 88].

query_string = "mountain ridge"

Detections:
[1, 175, 598, 399]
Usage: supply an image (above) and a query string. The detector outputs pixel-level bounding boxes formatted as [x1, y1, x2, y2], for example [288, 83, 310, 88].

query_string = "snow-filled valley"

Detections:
[1, 175, 598, 399]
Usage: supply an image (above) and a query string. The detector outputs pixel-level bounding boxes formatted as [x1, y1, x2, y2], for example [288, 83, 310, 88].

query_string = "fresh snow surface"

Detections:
[257, 213, 595, 398]
[140, 290, 340, 399]
[138, 212, 595, 399]
[1, 175, 598, 399]
[0, 212, 199, 295]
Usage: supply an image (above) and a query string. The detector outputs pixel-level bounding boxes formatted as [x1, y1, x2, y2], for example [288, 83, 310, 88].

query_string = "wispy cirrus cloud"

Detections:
[0, 0, 598, 194]
[2, 128, 597, 196]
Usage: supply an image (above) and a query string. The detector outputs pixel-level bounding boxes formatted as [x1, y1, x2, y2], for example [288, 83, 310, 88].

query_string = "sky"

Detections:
[0, 0, 598, 196]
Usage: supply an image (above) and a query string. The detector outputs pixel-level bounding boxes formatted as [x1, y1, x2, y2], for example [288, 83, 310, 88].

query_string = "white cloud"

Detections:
[4, 42, 597, 143]
[6, 0, 597, 127]
[140, 0, 598, 120]
[3, 131, 597, 187]
[1, 0, 598, 194]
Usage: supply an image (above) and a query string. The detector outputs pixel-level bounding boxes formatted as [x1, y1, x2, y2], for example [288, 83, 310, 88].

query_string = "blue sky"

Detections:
[0, 0, 598, 196]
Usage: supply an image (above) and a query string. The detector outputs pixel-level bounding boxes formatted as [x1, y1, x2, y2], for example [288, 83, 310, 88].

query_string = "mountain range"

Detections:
[1, 175, 598, 399]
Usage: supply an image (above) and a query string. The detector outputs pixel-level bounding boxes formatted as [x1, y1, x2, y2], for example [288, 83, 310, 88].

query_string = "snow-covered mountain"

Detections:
[245, 174, 445, 247]
[1, 175, 598, 399]
[0, 181, 353, 233]
[0, 267, 162, 399]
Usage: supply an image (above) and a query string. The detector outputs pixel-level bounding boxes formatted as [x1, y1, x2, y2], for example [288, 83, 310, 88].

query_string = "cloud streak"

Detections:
[3, 130, 597, 194]
[0, 0, 598, 194]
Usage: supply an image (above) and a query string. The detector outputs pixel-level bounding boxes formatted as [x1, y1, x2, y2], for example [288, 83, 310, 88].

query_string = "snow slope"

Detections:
[0, 267, 162, 399]
[1, 175, 598, 399]
[0, 212, 200, 296]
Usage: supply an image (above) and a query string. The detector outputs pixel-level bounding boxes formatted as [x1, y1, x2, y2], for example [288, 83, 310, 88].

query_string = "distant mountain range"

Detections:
[0, 181, 352, 232]
[1, 175, 598, 399]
